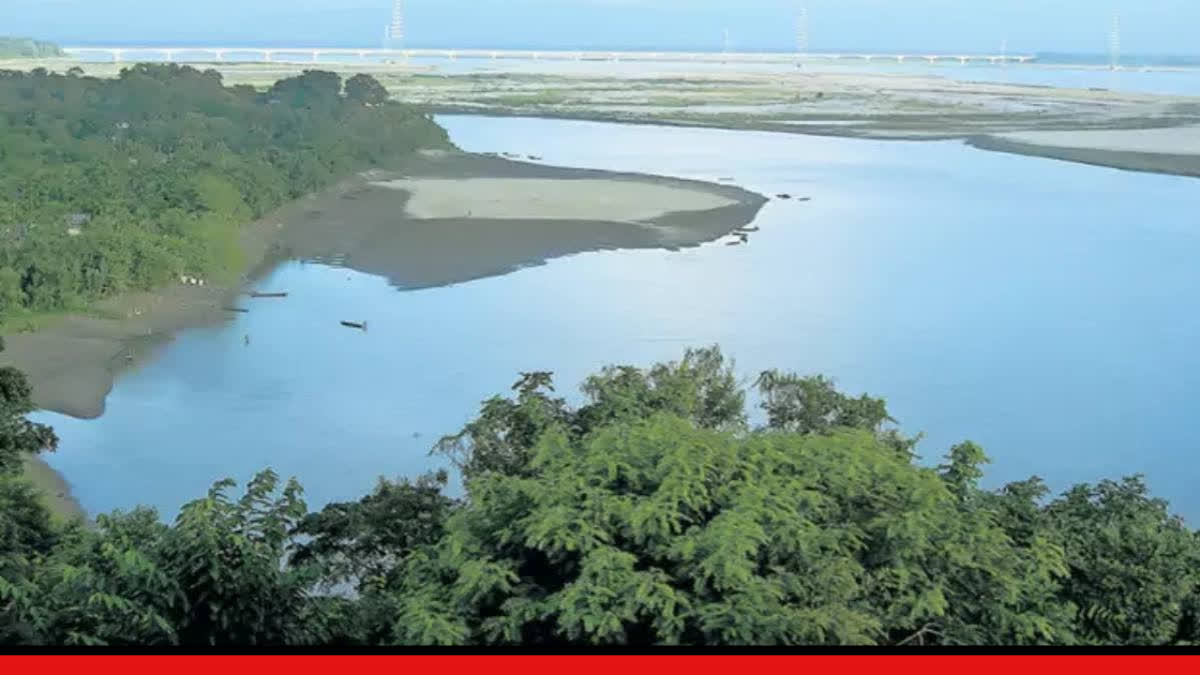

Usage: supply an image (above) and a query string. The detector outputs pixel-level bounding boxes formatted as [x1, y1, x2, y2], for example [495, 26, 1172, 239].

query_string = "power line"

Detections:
[1109, 9, 1121, 70]
[796, 1, 810, 54]
[386, 0, 405, 50]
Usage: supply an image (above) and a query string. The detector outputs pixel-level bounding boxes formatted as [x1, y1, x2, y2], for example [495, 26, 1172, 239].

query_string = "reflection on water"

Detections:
[37, 116, 1200, 522]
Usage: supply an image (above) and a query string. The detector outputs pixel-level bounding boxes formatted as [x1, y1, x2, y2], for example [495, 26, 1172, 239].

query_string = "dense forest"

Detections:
[2, 345, 1197, 646]
[0, 38, 63, 60]
[0, 65, 451, 324]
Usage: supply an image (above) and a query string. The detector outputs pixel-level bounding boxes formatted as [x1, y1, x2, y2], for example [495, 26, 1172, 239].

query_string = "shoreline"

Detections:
[966, 129, 1200, 178]
[5, 150, 766, 518]
[430, 107, 1200, 180]
[7, 153, 766, 414]
[11, 111, 1198, 519]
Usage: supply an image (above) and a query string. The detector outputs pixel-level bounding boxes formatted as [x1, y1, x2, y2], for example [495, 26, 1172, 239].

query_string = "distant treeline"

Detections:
[0, 64, 451, 323]
[0, 37, 63, 60]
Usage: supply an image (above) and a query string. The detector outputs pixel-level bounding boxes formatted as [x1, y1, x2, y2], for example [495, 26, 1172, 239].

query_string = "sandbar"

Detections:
[375, 177, 738, 222]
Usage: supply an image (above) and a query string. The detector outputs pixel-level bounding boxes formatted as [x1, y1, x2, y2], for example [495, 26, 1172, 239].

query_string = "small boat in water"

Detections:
[250, 291, 288, 298]
[340, 320, 368, 331]
[776, 193, 793, 200]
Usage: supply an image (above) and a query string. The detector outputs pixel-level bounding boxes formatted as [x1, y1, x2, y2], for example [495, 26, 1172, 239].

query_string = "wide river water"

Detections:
[35, 116, 1200, 522]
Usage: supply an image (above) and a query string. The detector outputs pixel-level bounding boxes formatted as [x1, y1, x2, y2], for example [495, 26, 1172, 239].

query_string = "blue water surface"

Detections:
[36, 116, 1200, 521]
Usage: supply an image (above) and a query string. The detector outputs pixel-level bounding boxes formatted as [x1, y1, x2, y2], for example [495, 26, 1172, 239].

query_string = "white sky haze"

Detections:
[2, 0, 1195, 55]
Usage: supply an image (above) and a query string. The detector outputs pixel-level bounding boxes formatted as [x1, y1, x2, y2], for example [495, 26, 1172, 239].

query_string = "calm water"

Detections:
[36, 116, 1200, 521]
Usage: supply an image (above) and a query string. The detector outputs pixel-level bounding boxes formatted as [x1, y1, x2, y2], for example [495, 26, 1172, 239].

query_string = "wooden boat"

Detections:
[222, 307, 250, 313]
[796, 197, 813, 202]
[340, 321, 368, 331]
[250, 291, 288, 298]
[776, 193, 793, 200]
[736, 226, 760, 233]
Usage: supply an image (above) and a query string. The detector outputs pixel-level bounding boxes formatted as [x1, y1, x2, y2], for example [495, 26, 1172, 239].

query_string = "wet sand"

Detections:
[273, 152, 766, 291]
[2, 152, 765, 424]
[967, 127, 1200, 178]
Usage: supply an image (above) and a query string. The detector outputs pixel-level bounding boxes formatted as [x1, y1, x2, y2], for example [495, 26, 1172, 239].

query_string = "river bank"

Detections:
[2, 150, 765, 514]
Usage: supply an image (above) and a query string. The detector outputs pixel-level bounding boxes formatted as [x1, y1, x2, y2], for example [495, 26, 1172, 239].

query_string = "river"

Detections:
[34, 115, 1200, 522]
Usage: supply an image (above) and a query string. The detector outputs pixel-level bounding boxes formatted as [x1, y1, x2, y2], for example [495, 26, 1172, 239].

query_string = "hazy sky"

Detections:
[4, 0, 1195, 54]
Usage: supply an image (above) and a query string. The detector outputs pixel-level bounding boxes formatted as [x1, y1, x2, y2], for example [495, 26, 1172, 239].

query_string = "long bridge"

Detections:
[61, 46, 1037, 66]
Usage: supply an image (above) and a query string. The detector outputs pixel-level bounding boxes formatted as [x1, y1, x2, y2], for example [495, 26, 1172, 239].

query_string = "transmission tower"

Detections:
[1108, 9, 1121, 70]
[796, 1, 810, 55]
[386, 0, 405, 50]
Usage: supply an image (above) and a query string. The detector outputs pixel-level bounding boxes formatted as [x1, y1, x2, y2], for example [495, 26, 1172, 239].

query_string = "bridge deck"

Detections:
[61, 47, 1036, 65]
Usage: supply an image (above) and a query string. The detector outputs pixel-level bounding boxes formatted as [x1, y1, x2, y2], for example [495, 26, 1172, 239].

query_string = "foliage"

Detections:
[0, 339, 57, 474]
[1, 347, 1198, 645]
[0, 38, 63, 60]
[345, 74, 391, 106]
[0, 66, 451, 323]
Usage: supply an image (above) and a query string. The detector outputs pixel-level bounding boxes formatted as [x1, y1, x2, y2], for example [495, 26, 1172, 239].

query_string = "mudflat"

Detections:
[1, 152, 766, 423]
[968, 127, 1200, 178]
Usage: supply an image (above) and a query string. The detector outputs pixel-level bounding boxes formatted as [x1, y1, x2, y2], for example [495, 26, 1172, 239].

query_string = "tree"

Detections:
[0, 65, 451, 322]
[292, 471, 457, 589]
[381, 418, 1072, 645]
[344, 74, 390, 106]
[1044, 477, 1200, 645]
[1, 348, 1199, 646]
[0, 343, 57, 474]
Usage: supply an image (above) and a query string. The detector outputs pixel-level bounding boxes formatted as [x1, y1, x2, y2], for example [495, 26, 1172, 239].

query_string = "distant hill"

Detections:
[0, 36, 64, 59]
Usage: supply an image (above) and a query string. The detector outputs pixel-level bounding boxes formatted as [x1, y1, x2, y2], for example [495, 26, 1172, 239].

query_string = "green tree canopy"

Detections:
[0, 64, 452, 325]
[1, 347, 1197, 645]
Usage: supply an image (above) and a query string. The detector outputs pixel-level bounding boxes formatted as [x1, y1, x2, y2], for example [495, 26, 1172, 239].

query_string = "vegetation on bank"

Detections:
[0, 38, 63, 60]
[2, 345, 1197, 646]
[0, 65, 451, 326]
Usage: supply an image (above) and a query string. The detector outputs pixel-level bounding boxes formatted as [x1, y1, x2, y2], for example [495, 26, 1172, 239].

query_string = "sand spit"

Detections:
[968, 127, 1200, 178]
[992, 126, 1200, 155]
[2, 152, 766, 424]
